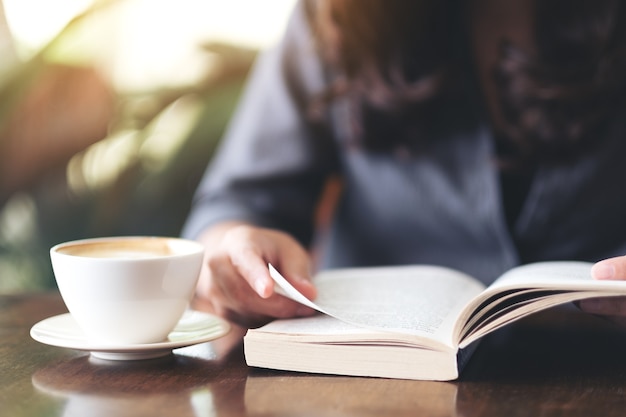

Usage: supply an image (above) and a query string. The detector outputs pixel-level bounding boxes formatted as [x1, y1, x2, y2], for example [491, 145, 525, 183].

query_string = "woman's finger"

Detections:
[591, 255, 626, 280]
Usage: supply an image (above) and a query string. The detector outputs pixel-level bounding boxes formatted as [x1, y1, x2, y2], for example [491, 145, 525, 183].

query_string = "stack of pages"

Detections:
[244, 261, 626, 380]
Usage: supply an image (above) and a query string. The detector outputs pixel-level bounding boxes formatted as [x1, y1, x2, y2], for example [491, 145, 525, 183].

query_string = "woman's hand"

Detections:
[194, 222, 317, 328]
[579, 255, 626, 325]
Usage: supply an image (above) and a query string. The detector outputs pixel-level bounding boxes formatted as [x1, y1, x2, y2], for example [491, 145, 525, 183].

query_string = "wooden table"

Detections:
[2, 292, 626, 417]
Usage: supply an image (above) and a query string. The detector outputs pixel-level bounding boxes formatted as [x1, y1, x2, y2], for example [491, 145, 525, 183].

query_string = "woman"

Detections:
[183, 0, 626, 327]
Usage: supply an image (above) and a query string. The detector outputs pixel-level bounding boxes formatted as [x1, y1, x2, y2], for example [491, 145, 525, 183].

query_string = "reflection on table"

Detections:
[3, 293, 626, 417]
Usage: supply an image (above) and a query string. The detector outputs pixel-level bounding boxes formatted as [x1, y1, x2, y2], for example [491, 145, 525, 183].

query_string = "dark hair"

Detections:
[306, 0, 626, 165]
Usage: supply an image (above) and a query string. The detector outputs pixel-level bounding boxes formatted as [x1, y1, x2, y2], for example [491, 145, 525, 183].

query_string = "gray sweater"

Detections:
[182, 2, 626, 284]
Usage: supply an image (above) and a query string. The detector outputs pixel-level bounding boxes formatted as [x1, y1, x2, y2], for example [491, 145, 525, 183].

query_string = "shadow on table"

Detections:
[456, 306, 626, 417]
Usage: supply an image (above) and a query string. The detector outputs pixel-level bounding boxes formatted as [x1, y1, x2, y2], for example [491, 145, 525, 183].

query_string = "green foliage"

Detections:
[0, 1, 256, 293]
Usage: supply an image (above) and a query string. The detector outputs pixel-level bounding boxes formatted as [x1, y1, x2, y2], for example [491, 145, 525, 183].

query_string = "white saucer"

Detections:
[30, 310, 231, 361]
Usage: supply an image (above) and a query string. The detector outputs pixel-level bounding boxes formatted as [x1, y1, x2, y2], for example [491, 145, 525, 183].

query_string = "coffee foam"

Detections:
[57, 239, 175, 259]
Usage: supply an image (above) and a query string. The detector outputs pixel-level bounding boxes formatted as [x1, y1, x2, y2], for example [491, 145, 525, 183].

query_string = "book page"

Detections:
[489, 261, 594, 288]
[453, 260, 626, 346]
[254, 313, 454, 350]
[258, 314, 374, 337]
[269, 264, 485, 347]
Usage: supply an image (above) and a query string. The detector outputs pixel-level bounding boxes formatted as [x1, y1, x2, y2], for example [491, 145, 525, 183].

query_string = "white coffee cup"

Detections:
[50, 236, 205, 345]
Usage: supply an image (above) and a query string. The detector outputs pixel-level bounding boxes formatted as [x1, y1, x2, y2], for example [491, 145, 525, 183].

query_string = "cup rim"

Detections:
[50, 236, 205, 260]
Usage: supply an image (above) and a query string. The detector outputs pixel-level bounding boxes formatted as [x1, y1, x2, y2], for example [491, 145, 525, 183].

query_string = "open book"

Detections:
[243, 261, 626, 381]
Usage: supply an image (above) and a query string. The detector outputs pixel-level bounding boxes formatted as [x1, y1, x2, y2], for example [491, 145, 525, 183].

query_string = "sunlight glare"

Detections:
[3, 0, 94, 58]
[3, 0, 297, 89]
[67, 130, 140, 193]
[139, 96, 204, 171]
[110, 0, 297, 90]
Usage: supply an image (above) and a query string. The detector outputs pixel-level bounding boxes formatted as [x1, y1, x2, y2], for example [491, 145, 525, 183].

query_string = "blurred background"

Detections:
[0, 0, 297, 293]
